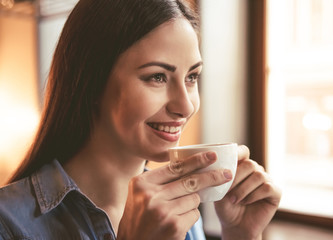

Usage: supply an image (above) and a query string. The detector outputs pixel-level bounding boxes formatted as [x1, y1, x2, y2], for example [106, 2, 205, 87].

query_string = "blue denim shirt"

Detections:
[0, 160, 206, 240]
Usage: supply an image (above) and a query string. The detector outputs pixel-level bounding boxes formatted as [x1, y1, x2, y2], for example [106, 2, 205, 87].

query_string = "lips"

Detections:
[147, 122, 184, 142]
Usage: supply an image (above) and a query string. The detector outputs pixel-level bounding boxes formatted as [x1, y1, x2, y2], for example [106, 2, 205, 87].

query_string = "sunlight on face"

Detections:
[97, 18, 202, 162]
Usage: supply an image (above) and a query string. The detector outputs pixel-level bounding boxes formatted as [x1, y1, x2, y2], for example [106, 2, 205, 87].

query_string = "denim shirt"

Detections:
[0, 160, 206, 240]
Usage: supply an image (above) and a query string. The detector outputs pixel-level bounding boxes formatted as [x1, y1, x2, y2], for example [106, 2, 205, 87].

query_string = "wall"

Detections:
[38, 16, 68, 99]
[0, 14, 39, 184]
[0, 10, 70, 185]
[200, 0, 248, 236]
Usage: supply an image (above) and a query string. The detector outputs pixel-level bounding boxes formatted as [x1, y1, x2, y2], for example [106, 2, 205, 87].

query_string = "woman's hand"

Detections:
[117, 152, 233, 240]
[214, 145, 282, 240]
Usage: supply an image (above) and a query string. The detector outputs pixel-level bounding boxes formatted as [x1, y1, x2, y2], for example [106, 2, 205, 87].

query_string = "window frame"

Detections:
[247, 0, 333, 229]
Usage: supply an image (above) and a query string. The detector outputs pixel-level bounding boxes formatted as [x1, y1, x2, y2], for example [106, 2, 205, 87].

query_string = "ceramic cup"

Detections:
[168, 143, 238, 202]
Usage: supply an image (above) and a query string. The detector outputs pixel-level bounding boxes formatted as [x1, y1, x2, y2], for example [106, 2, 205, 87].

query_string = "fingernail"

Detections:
[205, 152, 217, 162]
[223, 169, 233, 180]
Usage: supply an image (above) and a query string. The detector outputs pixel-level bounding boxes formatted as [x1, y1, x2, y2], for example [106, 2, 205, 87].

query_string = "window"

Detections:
[266, 0, 333, 220]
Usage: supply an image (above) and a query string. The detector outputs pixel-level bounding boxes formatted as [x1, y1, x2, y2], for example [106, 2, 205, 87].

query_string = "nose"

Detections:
[166, 83, 198, 118]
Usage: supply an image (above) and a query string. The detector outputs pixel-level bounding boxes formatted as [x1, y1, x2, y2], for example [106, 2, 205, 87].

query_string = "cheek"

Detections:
[115, 91, 157, 130]
[120, 99, 147, 127]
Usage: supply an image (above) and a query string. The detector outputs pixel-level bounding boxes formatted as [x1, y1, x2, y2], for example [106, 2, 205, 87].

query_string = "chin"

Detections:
[146, 150, 171, 163]
[142, 140, 180, 162]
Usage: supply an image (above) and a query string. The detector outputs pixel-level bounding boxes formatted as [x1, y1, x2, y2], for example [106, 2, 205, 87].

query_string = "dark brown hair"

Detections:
[8, 0, 199, 183]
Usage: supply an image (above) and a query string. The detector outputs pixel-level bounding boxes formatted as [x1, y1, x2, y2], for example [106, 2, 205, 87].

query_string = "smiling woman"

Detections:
[0, 0, 281, 239]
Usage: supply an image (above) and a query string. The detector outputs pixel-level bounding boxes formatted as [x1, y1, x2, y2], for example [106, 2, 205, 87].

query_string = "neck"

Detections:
[63, 135, 146, 233]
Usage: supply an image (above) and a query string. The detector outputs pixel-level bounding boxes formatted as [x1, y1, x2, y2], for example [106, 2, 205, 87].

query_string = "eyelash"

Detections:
[143, 72, 201, 85]
[186, 73, 201, 84]
[150, 73, 167, 84]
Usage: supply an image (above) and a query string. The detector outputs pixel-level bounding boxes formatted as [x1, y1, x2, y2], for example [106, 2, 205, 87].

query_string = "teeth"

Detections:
[150, 124, 181, 133]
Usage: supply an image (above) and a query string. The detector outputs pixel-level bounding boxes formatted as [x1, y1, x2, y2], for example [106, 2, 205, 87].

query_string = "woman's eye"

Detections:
[150, 73, 167, 83]
[139, 73, 168, 86]
[186, 73, 200, 84]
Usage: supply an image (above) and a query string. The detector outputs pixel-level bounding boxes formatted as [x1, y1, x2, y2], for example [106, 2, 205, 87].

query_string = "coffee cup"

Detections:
[168, 143, 238, 202]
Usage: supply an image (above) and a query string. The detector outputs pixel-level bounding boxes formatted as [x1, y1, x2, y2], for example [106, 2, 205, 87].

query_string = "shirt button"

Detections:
[103, 233, 113, 240]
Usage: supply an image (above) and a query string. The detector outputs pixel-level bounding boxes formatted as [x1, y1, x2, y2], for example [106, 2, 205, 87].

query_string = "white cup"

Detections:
[168, 143, 238, 202]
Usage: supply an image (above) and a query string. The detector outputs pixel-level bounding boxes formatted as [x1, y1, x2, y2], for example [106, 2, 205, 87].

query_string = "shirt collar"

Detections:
[31, 159, 79, 214]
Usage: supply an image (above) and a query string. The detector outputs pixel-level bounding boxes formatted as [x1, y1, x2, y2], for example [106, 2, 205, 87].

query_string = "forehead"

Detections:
[115, 18, 201, 69]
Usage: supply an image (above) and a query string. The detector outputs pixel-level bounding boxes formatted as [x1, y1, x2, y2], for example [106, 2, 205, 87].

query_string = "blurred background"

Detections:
[0, 0, 332, 239]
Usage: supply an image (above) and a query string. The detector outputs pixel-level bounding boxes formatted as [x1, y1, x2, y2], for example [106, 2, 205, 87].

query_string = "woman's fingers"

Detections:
[240, 181, 281, 206]
[166, 193, 201, 215]
[177, 208, 201, 232]
[229, 158, 262, 190]
[131, 150, 233, 207]
[145, 151, 218, 184]
[145, 145, 248, 186]
[228, 144, 253, 190]
[237, 145, 250, 161]
[226, 158, 281, 206]
[159, 168, 233, 200]
[228, 165, 270, 204]
[160, 208, 201, 240]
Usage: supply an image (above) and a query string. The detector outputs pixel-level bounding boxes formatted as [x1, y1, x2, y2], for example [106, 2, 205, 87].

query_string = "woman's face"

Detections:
[98, 18, 202, 162]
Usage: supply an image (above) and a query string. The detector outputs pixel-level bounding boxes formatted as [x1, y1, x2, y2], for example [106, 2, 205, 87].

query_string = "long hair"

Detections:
[8, 0, 199, 183]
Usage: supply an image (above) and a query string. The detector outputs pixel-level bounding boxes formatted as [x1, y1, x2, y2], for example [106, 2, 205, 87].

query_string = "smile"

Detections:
[148, 123, 181, 134]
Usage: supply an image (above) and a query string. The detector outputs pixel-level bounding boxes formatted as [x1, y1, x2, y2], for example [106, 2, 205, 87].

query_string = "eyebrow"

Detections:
[138, 61, 203, 72]
[189, 61, 203, 71]
[138, 62, 176, 72]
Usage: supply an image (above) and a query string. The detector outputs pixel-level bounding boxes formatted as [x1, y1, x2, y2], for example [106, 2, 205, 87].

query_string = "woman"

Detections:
[0, 0, 281, 239]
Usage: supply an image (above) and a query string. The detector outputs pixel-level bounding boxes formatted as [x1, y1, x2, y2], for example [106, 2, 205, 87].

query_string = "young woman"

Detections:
[0, 0, 281, 239]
